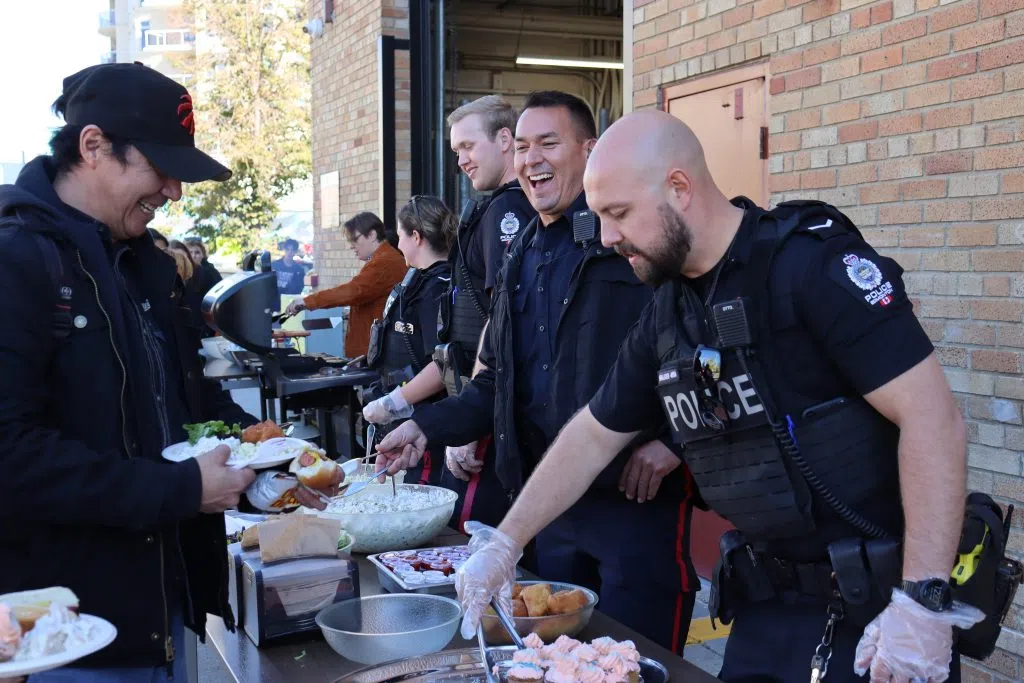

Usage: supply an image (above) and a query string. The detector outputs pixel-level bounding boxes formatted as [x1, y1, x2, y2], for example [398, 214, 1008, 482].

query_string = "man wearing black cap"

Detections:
[0, 63, 337, 681]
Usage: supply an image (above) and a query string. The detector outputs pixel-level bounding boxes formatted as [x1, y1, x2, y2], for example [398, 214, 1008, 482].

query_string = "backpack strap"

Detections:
[0, 213, 74, 340]
[29, 232, 75, 340]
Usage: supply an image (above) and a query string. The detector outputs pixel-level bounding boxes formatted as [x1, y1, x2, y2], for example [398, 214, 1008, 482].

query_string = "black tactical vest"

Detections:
[654, 199, 903, 549]
[438, 185, 524, 367]
[368, 267, 423, 375]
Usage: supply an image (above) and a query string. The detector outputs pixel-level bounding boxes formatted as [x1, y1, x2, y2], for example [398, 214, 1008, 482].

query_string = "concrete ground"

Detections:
[193, 387, 729, 681]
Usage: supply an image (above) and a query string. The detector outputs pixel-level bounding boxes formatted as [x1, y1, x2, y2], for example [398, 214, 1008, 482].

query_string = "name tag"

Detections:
[656, 357, 768, 444]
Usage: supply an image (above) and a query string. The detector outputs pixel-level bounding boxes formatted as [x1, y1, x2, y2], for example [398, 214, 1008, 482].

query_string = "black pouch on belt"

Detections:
[710, 529, 775, 626]
[953, 493, 1024, 660]
[829, 537, 901, 628]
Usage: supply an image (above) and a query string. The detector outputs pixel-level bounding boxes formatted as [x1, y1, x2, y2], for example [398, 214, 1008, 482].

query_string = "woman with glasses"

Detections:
[285, 212, 407, 359]
[363, 196, 456, 485]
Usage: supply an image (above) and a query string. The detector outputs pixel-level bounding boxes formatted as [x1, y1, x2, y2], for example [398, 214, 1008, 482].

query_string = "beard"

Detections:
[616, 203, 692, 287]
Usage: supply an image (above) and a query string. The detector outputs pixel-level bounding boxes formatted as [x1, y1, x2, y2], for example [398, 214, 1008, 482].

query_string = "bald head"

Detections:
[587, 109, 711, 192]
[586, 109, 744, 283]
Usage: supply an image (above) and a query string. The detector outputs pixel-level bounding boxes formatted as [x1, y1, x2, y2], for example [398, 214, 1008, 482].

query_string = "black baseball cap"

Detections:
[60, 62, 231, 183]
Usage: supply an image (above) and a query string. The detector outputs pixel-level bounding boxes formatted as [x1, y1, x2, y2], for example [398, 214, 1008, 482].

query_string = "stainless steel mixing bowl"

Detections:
[316, 593, 462, 665]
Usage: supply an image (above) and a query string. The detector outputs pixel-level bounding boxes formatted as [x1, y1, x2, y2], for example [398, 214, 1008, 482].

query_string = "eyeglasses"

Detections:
[692, 345, 730, 431]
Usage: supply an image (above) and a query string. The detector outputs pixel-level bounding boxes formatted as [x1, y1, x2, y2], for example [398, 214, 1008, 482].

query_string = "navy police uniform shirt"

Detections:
[462, 180, 535, 295]
[589, 197, 934, 437]
[512, 193, 589, 442]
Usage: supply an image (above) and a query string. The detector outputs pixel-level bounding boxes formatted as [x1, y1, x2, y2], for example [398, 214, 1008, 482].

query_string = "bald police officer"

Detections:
[447, 110, 983, 682]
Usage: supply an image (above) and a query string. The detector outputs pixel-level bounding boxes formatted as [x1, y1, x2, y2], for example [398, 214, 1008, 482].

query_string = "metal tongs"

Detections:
[478, 597, 526, 682]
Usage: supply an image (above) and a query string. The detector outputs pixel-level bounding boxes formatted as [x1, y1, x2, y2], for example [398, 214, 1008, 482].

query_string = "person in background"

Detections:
[164, 243, 194, 283]
[0, 62, 339, 683]
[166, 239, 204, 329]
[184, 236, 221, 298]
[285, 212, 407, 359]
[272, 237, 311, 309]
[148, 227, 168, 250]
[365, 195, 454, 484]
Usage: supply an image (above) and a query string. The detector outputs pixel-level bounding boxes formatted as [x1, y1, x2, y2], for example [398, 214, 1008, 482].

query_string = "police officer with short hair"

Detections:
[376, 93, 700, 655]
[445, 109, 983, 682]
[365, 195, 455, 484]
[363, 95, 535, 528]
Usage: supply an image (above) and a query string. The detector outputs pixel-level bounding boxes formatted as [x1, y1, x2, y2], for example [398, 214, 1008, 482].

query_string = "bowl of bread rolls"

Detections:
[480, 581, 598, 645]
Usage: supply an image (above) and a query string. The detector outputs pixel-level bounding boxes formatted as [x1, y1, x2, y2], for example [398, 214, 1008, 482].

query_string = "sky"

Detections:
[0, 0, 111, 163]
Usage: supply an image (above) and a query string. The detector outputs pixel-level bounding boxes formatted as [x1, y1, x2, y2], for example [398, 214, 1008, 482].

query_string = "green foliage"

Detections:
[181, 0, 311, 252]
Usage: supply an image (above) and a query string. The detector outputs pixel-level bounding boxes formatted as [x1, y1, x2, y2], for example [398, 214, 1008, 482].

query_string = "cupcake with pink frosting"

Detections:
[598, 651, 641, 683]
[571, 643, 600, 664]
[512, 648, 547, 668]
[610, 640, 640, 664]
[522, 632, 545, 649]
[543, 655, 580, 683]
[590, 636, 618, 656]
[550, 634, 581, 654]
[577, 662, 607, 683]
[507, 661, 545, 681]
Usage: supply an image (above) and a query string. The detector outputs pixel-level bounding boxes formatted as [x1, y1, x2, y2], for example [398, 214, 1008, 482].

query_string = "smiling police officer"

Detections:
[362, 96, 535, 528]
[448, 109, 983, 682]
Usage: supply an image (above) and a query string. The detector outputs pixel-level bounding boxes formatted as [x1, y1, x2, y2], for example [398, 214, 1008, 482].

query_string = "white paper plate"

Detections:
[162, 437, 317, 470]
[0, 614, 117, 677]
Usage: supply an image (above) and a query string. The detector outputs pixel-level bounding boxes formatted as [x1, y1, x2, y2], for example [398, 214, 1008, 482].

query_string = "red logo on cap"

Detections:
[177, 94, 195, 135]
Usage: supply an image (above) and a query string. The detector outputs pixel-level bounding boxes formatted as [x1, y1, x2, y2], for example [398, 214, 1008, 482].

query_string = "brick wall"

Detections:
[634, 0, 1024, 678]
[307, 0, 410, 289]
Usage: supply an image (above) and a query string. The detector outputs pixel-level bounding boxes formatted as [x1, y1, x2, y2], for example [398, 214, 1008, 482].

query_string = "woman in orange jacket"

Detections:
[285, 212, 407, 358]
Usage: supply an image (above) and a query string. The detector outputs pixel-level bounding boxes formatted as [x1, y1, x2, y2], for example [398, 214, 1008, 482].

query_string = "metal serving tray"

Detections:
[367, 548, 523, 595]
[366, 548, 462, 595]
[333, 647, 669, 683]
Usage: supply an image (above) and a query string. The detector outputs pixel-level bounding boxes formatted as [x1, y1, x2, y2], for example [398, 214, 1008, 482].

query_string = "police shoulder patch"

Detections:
[499, 211, 520, 244]
[828, 249, 901, 310]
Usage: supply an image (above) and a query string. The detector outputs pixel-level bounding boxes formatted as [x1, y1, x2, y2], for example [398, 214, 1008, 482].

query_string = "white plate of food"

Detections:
[163, 436, 322, 470]
[0, 588, 117, 677]
[162, 420, 324, 470]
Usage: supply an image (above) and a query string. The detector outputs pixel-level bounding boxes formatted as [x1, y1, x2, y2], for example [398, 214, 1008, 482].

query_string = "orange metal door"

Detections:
[668, 77, 766, 206]
[666, 74, 768, 579]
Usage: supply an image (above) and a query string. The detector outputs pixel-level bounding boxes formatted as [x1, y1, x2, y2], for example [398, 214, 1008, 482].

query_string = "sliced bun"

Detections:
[296, 458, 340, 489]
[288, 448, 323, 474]
[0, 587, 79, 631]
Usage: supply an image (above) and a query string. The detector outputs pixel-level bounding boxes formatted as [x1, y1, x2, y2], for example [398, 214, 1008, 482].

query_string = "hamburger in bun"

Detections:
[0, 587, 79, 631]
[288, 448, 341, 489]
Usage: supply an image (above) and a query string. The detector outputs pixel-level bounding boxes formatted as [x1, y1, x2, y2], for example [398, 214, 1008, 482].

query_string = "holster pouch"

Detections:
[828, 538, 897, 627]
[433, 343, 469, 397]
[953, 493, 1024, 660]
[366, 318, 385, 368]
[710, 530, 775, 626]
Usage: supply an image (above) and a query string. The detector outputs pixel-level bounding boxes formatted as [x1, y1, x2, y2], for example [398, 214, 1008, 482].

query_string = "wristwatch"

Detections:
[901, 578, 953, 612]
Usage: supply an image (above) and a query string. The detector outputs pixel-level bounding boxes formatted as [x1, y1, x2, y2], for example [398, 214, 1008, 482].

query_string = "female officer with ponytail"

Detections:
[364, 196, 454, 485]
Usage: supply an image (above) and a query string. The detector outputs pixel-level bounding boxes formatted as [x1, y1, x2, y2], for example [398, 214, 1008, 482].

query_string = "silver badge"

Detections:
[843, 254, 883, 291]
[73, 315, 88, 329]
[500, 212, 520, 236]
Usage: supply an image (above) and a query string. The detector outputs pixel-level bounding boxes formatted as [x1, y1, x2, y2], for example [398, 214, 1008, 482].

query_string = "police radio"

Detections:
[572, 210, 598, 246]
[711, 297, 755, 349]
[458, 199, 478, 229]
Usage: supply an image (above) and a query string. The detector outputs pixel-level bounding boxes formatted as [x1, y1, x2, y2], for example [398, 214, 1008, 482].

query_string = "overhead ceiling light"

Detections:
[516, 56, 624, 70]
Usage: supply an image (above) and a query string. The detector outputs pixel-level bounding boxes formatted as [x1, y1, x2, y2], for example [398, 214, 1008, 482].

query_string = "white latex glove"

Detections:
[854, 589, 984, 682]
[455, 521, 522, 640]
[446, 442, 483, 481]
[362, 386, 412, 424]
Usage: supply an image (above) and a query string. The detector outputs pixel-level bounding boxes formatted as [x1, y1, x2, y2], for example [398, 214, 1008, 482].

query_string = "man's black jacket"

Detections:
[413, 208, 664, 496]
[0, 157, 253, 667]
